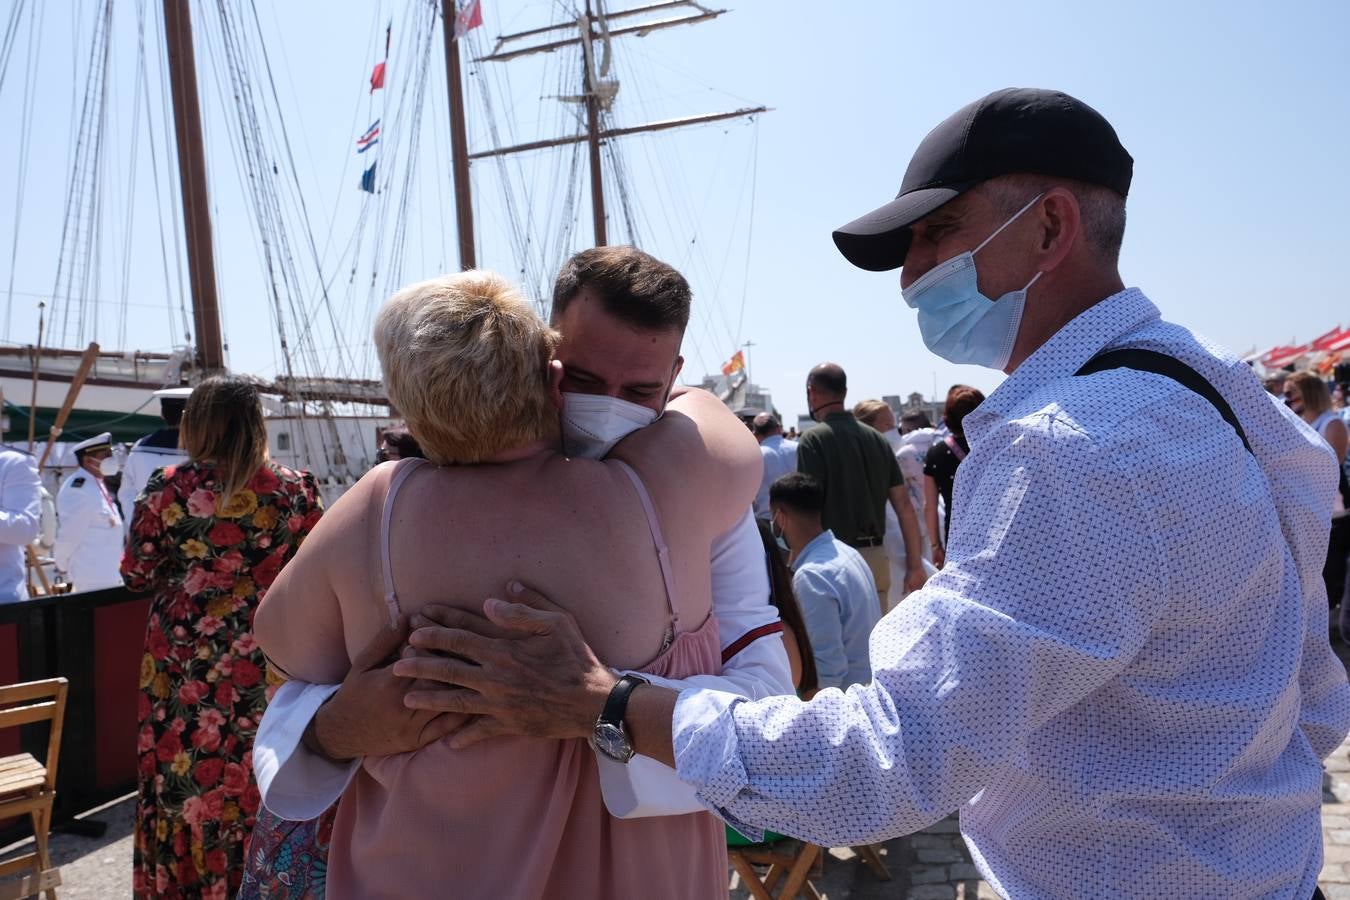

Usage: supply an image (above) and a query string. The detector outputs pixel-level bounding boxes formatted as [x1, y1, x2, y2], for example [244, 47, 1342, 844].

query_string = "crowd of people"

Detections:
[0, 85, 1349, 900]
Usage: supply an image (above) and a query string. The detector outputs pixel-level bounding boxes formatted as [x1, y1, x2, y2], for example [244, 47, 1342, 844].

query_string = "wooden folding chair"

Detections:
[0, 678, 68, 900]
[849, 843, 892, 881]
[728, 835, 823, 900]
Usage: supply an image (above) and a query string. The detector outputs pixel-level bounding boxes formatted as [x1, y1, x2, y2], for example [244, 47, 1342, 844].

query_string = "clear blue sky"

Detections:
[3, 0, 1347, 424]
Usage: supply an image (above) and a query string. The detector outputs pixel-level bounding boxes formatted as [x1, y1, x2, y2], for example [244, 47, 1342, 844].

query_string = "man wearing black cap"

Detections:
[387, 89, 1349, 899]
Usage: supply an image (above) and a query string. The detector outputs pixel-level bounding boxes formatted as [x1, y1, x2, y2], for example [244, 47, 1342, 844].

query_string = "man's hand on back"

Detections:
[304, 617, 467, 761]
[392, 582, 619, 749]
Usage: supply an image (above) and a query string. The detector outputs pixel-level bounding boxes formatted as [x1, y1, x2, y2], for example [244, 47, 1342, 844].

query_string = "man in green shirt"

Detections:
[797, 362, 928, 601]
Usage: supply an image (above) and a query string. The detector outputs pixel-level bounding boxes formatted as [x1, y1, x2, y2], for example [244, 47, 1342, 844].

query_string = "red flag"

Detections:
[369, 61, 386, 93]
[454, 0, 483, 38]
[721, 350, 745, 377]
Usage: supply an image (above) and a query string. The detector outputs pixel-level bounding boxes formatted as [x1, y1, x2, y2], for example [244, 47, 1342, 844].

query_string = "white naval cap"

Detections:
[153, 386, 194, 399]
[71, 432, 113, 455]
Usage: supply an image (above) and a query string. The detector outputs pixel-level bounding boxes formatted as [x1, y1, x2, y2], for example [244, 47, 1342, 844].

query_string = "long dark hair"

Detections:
[755, 519, 818, 696]
[180, 375, 267, 504]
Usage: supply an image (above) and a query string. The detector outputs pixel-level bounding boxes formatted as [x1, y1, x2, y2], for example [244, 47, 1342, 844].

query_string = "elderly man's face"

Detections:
[552, 286, 684, 414]
[900, 187, 1042, 303]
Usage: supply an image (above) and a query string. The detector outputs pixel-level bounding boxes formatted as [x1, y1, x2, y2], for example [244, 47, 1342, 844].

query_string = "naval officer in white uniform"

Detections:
[55, 432, 124, 592]
[0, 445, 42, 602]
[119, 386, 192, 525]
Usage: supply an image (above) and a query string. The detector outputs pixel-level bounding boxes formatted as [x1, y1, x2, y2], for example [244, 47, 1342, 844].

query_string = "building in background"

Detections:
[699, 373, 776, 420]
[887, 392, 944, 426]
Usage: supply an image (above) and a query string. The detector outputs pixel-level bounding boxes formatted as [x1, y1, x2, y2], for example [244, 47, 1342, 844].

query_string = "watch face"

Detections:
[590, 722, 635, 762]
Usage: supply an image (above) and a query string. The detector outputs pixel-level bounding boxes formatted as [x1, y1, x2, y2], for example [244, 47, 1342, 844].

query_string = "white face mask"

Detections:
[882, 427, 903, 452]
[99, 457, 120, 477]
[560, 392, 659, 459]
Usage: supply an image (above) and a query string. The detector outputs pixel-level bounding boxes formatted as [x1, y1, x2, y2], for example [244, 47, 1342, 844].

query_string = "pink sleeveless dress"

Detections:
[326, 458, 728, 900]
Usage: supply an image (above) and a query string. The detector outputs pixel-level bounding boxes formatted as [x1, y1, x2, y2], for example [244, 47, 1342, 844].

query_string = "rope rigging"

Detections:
[51, 0, 114, 350]
[4, 0, 44, 341]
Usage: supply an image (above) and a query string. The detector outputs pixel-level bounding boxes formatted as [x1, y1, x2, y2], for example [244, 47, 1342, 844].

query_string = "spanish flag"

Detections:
[721, 350, 745, 377]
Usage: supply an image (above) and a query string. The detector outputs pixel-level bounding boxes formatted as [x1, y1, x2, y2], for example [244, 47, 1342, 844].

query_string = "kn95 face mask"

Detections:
[560, 392, 659, 459]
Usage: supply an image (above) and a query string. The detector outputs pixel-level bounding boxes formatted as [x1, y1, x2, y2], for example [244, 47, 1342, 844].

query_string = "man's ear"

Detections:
[547, 359, 565, 410]
[671, 355, 684, 384]
[1036, 187, 1082, 273]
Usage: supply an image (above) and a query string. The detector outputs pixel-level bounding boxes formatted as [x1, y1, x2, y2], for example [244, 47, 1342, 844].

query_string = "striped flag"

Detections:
[357, 120, 381, 153]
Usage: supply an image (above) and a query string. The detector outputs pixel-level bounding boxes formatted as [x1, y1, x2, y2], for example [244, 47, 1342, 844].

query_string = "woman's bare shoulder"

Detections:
[609, 390, 761, 530]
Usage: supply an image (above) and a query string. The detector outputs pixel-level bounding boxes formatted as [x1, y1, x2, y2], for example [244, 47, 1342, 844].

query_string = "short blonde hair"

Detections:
[374, 271, 560, 465]
[852, 399, 892, 428]
[180, 375, 268, 504]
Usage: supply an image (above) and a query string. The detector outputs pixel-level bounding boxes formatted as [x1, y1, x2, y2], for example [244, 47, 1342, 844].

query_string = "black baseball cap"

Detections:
[832, 88, 1133, 272]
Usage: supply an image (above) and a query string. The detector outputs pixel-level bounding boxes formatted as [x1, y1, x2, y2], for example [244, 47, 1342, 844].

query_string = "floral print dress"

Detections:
[122, 460, 322, 899]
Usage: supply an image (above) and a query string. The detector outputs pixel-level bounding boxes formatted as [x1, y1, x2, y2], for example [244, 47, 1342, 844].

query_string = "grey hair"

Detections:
[977, 175, 1126, 267]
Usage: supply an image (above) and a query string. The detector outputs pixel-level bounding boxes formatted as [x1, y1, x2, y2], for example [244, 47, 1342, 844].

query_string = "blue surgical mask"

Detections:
[770, 514, 790, 552]
[900, 193, 1044, 370]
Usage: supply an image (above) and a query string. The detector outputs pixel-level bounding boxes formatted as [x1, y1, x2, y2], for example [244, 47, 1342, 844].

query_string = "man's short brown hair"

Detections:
[551, 245, 691, 333]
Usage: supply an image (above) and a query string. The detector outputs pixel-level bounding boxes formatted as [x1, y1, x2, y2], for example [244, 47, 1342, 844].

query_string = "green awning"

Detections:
[3, 403, 164, 446]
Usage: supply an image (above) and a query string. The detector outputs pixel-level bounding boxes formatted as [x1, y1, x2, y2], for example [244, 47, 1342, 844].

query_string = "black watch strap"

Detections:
[599, 674, 648, 727]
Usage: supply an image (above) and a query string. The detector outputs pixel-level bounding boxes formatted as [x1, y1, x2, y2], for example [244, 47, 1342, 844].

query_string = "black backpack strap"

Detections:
[1075, 348, 1254, 456]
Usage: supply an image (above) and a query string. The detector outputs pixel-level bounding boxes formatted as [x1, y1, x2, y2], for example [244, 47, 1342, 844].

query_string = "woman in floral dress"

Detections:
[122, 376, 322, 899]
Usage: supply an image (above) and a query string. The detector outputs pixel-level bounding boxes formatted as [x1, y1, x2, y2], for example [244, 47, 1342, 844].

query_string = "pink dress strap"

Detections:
[610, 458, 681, 633]
[944, 433, 968, 461]
[379, 458, 428, 626]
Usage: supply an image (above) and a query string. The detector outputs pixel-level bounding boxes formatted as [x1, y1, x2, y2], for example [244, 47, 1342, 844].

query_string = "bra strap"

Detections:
[611, 459, 680, 631]
[380, 458, 428, 626]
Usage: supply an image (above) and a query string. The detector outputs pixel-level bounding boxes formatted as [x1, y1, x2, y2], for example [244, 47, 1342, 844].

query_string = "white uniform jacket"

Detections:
[55, 469, 124, 592]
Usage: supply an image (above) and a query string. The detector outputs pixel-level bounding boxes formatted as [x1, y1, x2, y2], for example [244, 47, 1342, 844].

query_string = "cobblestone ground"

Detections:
[8, 642, 1350, 899]
[0, 793, 133, 899]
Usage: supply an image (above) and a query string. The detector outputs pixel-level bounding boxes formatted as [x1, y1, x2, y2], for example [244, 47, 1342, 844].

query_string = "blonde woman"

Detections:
[1283, 372, 1349, 470]
[121, 375, 323, 899]
[253, 270, 760, 899]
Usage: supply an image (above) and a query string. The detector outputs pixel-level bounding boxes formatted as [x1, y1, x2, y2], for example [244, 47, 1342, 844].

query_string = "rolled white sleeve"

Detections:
[670, 420, 1167, 844]
[254, 680, 358, 820]
[599, 508, 794, 817]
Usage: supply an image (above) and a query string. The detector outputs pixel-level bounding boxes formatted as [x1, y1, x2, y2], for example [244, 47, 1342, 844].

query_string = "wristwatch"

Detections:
[589, 673, 648, 763]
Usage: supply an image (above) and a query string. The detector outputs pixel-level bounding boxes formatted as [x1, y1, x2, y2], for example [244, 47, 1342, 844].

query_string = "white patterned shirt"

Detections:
[673, 288, 1350, 899]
